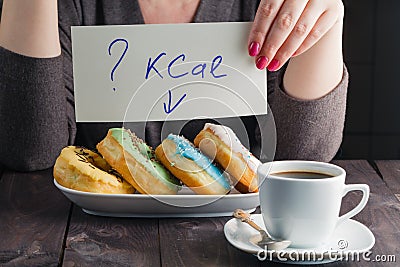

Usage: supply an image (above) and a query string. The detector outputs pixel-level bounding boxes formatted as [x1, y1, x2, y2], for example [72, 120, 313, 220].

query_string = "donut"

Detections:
[193, 123, 261, 193]
[53, 146, 135, 194]
[96, 128, 181, 195]
[155, 134, 231, 195]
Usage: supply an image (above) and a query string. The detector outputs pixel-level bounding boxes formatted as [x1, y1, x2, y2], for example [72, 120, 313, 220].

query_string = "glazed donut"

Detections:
[53, 146, 135, 194]
[194, 123, 261, 193]
[155, 134, 231, 195]
[96, 128, 180, 195]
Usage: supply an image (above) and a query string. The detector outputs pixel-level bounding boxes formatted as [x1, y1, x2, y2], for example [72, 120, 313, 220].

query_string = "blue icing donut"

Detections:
[167, 134, 231, 190]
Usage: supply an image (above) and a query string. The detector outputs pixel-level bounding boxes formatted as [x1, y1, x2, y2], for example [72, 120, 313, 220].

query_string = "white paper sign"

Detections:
[72, 22, 267, 122]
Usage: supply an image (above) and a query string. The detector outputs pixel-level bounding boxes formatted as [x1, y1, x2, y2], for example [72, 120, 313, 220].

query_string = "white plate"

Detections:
[224, 214, 375, 265]
[54, 179, 259, 217]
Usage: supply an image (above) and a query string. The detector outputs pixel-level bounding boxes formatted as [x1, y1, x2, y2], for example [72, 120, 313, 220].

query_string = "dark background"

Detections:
[340, 0, 400, 159]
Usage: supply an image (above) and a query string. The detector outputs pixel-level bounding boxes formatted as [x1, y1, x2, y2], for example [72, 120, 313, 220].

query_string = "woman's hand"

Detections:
[248, 0, 344, 71]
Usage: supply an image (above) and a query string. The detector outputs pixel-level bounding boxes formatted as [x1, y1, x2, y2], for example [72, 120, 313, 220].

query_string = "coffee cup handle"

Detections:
[337, 184, 370, 226]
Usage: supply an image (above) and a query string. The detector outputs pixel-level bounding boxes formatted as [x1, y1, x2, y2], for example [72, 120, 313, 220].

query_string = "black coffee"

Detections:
[271, 171, 334, 179]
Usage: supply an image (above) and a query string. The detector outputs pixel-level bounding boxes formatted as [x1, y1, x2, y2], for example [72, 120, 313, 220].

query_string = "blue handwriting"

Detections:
[145, 53, 227, 80]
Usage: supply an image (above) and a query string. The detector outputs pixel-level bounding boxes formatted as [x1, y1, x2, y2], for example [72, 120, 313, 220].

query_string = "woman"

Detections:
[0, 0, 347, 171]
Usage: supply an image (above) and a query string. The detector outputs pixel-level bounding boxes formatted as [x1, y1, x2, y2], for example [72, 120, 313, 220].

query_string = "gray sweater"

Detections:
[0, 0, 348, 171]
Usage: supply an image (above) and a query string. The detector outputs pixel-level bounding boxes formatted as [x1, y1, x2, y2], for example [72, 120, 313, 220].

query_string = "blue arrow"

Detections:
[163, 90, 187, 114]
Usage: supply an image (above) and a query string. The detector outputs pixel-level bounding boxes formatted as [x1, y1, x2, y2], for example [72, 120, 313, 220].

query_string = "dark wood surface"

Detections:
[0, 169, 71, 267]
[375, 160, 400, 200]
[333, 161, 400, 267]
[63, 207, 160, 266]
[0, 160, 399, 267]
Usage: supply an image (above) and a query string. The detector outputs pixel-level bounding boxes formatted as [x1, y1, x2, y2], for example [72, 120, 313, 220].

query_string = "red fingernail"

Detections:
[267, 59, 280, 71]
[249, 42, 260, 57]
[256, 56, 268, 70]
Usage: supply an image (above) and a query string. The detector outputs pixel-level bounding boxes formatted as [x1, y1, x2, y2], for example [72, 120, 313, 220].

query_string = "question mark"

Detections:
[108, 38, 129, 91]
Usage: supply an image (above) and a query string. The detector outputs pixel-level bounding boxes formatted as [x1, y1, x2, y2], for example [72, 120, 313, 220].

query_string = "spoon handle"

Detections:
[233, 209, 264, 232]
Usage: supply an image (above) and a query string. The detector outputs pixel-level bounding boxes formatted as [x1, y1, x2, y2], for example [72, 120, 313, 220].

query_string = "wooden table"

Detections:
[0, 160, 399, 266]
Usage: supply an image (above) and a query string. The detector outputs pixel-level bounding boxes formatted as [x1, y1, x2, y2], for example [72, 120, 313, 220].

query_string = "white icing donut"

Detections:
[194, 123, 261, 193]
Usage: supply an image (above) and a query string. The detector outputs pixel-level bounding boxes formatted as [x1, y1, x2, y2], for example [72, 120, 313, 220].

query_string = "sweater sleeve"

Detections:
[263, 65, 348, 162]
[0, 1, 81, 171]
[0, 47, 67, 171]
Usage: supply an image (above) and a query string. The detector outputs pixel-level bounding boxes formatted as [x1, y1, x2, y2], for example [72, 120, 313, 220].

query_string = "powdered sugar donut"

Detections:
[194, 123, 261, 193]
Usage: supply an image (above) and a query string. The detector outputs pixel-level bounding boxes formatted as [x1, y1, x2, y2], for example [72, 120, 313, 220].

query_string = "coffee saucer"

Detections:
[224, 214, 375, 265]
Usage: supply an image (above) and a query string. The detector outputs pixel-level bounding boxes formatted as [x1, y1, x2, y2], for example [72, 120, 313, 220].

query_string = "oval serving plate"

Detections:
[54, 179, 259, 217]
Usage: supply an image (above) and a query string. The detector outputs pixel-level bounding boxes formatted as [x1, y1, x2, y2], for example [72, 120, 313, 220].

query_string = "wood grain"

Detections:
[1, 161, 399, 267]
[333, 160, 400, 266]
[375, 160, 400, 197]
[63, 207, 160, 266]
[0, 168, 71, 266]
[159, 217, 263, 267]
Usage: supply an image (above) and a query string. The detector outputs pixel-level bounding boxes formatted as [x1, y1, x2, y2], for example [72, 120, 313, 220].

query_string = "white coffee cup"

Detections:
[257, 160, 369, 248]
